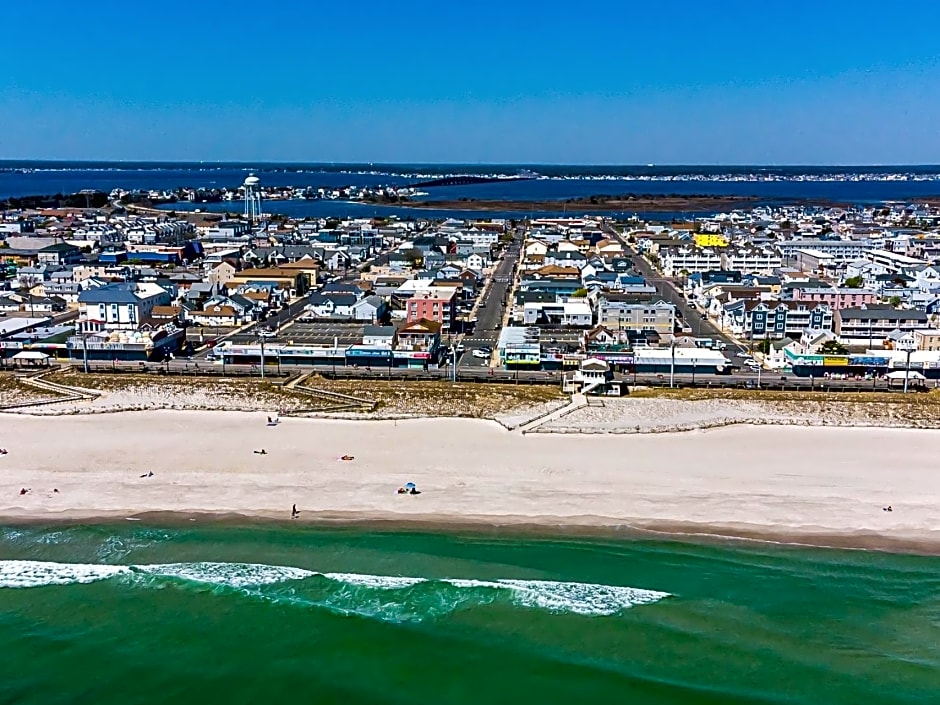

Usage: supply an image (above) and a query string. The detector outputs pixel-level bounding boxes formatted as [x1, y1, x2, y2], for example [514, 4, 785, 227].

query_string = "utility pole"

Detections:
[669, 340, 675, 388]
[898, 339, 916, 394]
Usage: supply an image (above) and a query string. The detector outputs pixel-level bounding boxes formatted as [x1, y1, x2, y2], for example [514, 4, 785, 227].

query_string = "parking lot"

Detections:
[532, 327, 583, 353]
[229, 321, 368, 347]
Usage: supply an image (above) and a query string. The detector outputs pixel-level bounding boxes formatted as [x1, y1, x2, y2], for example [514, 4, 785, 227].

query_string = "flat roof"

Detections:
[0, 317, 50, 336]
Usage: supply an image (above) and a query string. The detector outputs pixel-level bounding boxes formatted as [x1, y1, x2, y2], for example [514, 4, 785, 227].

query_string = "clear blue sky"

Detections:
[2, 0, 939, 164]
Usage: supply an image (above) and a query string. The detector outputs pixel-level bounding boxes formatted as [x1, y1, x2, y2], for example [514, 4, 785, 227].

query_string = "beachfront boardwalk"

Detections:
[517, 393, 586, 434]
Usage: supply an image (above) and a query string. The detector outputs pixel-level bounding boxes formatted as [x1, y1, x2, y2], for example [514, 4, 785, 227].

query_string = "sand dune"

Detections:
[2, 411, 939, 550]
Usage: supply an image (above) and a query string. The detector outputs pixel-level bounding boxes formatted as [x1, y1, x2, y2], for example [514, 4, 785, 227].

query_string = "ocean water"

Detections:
[1, 524, 938, 704]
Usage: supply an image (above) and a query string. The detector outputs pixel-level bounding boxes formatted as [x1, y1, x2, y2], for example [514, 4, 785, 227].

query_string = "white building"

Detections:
[522, 301, 593, 327]
[76, 282, 170, 332]
[659, 247, 723, 276]
[721, 248, 782, 275]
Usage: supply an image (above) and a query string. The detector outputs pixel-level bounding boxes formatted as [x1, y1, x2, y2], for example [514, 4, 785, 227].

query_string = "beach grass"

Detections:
[620, 385, 940, 428]
[0, 373, 65, 405]
[297, 375, 563, 417]
[42, 369, 563, 418]
[630, 385, 940, 405]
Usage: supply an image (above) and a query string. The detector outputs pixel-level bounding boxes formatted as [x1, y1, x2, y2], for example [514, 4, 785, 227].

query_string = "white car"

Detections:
[472, 349, 489, 359]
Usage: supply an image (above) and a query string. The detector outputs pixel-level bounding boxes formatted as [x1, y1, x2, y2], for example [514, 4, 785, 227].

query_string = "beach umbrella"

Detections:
[405, 482, 416, 490]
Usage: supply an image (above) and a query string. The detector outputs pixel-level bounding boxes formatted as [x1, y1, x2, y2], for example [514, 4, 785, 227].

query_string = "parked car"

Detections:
[472, 349, 489, 359]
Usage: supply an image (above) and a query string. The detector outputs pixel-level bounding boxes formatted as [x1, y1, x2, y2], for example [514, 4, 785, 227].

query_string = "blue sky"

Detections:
[2, 0, 939, 164]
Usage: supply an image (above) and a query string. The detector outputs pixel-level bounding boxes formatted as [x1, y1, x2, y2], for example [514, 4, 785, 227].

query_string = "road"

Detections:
[459, 230, 522, 368]
[602, 224, 752, 361]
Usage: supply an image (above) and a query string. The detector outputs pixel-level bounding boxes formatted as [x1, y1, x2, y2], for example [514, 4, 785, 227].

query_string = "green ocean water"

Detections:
[1, 524, 938, 705]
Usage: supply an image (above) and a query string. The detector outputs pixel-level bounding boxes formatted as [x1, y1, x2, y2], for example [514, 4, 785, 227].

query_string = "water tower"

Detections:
[243, 173, 262, 222]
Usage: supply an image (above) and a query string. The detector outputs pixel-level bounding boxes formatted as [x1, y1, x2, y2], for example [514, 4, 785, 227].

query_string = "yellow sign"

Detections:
[693, 233, 728, 248]
[822, 355, 849, 366]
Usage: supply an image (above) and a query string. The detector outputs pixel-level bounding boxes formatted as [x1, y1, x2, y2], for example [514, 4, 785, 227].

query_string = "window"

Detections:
[110, 303, 119, 321]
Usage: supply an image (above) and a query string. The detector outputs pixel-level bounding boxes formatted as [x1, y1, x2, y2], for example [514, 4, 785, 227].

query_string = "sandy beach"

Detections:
[2, 410, 940, 550]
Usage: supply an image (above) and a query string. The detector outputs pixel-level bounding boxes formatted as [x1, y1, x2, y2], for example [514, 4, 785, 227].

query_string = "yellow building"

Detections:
[693, 233, 728, 248]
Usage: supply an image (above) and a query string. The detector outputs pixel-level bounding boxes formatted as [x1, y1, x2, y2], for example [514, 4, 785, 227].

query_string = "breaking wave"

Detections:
[0, 560, 669, 621]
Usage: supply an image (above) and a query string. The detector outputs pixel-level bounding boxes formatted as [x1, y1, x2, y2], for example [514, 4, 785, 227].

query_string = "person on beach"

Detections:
[254, 449, 267, 455]
[291, 504, 299, 519]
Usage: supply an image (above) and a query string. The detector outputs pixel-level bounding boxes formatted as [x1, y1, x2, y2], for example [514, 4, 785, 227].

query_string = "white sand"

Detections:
[2, 410, 939, 549]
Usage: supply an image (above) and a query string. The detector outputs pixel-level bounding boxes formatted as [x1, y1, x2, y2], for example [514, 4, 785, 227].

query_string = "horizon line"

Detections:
[2, 159, 940, 169]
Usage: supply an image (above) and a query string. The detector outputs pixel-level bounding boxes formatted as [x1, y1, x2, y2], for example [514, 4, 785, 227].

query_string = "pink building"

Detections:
[790, 287, 877, 310]
[405, 289, 457, 330]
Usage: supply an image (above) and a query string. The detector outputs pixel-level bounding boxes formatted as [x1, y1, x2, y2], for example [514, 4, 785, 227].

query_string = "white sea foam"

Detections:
[322, 573, 426, 590]
[136, 562, 315, 588]
[0, 560, 669, 615]
[496, 579, 669, 615]
[445, 578, 667, 614]
[0, 560, 130, 588]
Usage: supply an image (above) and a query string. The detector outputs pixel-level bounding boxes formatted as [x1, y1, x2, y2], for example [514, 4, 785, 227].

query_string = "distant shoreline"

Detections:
[398, 194, 875, 212]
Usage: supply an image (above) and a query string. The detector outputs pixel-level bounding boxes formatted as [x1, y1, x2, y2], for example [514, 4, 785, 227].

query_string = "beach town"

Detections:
[2, 175, 940, 548]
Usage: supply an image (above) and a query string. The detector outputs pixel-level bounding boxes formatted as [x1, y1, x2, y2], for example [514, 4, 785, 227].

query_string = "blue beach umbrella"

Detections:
[404, 482, 416, 490]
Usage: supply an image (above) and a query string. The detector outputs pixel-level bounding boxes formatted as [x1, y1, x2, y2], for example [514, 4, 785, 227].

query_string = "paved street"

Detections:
[459, 231, 521, 368]
[602, 224, 754, 369]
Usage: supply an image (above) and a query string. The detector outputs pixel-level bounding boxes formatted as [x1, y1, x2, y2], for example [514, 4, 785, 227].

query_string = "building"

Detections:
[863, 249, 927, 275]
[596, 295, 675, 335]
[562, 358, 623, 396]
[497, 327, 542, 368]
[659, 246, 723, 276]
[352, 295, 388, 323]
[835, 306, 929, 347]
[721, 248, 782, 275]
[395, 318, 442, 366]
[305, 292, 359, 319]
[725, 301, 833, 340]
[37, 242, 85, 266]
[405, 288, 457, 330]
[521, 301, 592, 327]
[913, 328, 940, 352]
[789, 287, 878, 310]
[229, 268, 310, 298]
[777, 239, 874, 262]
[77, 282, 170, 332]
[362, 325, 396, 347]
